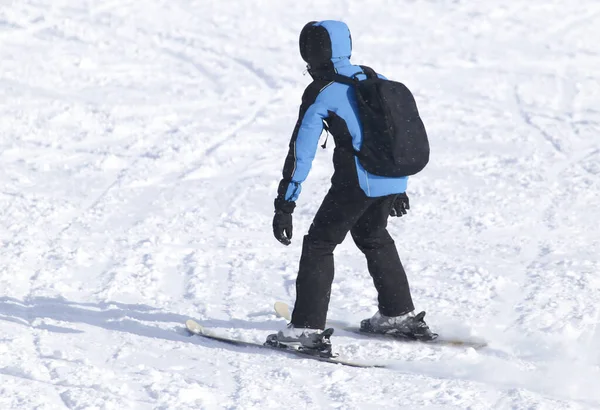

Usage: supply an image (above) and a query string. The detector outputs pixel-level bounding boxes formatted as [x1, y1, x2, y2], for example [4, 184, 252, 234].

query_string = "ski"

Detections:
[274, 302, 488, 350]
[185, 319, 385, 369]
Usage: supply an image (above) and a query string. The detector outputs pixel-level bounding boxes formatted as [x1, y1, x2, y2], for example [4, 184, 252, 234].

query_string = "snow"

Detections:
[1, 0, 599, 408]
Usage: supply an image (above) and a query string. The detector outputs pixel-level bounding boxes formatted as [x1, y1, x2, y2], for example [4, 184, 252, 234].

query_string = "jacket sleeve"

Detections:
[276, 82, 331, 207]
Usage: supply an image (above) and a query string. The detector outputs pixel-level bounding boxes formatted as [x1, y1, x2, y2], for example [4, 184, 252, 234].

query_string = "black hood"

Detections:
[299, 20, 352, 76]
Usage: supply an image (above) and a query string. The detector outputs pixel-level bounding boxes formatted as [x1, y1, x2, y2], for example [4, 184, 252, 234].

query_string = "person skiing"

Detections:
[270, 20, 435, 353]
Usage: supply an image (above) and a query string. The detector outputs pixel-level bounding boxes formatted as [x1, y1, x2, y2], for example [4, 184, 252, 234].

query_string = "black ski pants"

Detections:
[290, 186, 415, 329]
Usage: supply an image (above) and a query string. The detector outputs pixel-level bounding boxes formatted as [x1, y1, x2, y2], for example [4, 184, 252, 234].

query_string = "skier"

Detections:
[270, 20, 435, 352]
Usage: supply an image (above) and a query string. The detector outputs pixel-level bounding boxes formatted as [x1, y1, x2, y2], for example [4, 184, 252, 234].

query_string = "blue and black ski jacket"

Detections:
[276, 20, 408, 207]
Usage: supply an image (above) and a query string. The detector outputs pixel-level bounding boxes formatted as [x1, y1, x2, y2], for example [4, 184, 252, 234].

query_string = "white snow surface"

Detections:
[1, 1, 599, 409]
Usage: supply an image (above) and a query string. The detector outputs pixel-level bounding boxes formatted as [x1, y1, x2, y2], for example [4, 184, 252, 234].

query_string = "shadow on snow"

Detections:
[0, 296, 283, 347]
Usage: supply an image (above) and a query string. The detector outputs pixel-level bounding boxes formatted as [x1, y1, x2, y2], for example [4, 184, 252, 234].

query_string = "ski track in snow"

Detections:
[1, 1, 599, 409]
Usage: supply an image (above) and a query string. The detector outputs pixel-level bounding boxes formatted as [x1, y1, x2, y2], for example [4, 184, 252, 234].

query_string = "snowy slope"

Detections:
[1, 0, 599, 408]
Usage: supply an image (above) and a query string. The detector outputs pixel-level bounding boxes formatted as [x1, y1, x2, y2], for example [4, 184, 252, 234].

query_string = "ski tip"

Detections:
[274, 301, 291, 321]
[185, 319, 204, 335]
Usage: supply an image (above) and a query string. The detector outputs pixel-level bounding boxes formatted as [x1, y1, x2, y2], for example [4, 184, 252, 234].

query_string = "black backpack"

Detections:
[332, 66, 429, 177]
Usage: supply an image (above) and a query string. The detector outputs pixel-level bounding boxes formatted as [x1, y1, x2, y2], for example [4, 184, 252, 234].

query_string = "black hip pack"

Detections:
[332, 66, 430, 177]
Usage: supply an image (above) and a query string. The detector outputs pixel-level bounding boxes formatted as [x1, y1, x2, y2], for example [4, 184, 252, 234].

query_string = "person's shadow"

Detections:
[0, 296, 284, 346]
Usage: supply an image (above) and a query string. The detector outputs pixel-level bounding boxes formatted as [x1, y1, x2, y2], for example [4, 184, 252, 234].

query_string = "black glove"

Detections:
[390, 193, 410, 217]
[273, 211, 293, 245]
[273, 199, 296, 246]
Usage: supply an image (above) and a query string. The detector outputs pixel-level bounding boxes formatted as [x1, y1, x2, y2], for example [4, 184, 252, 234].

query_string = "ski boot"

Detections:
[361, 310, 438, 341]
[265, 324, 335, 357]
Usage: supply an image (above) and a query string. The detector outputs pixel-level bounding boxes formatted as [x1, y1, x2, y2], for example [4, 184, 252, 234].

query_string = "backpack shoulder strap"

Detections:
[332, 73, 358, 86]
[359, 65, 378, 79]
[330, 66, 377, 85]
